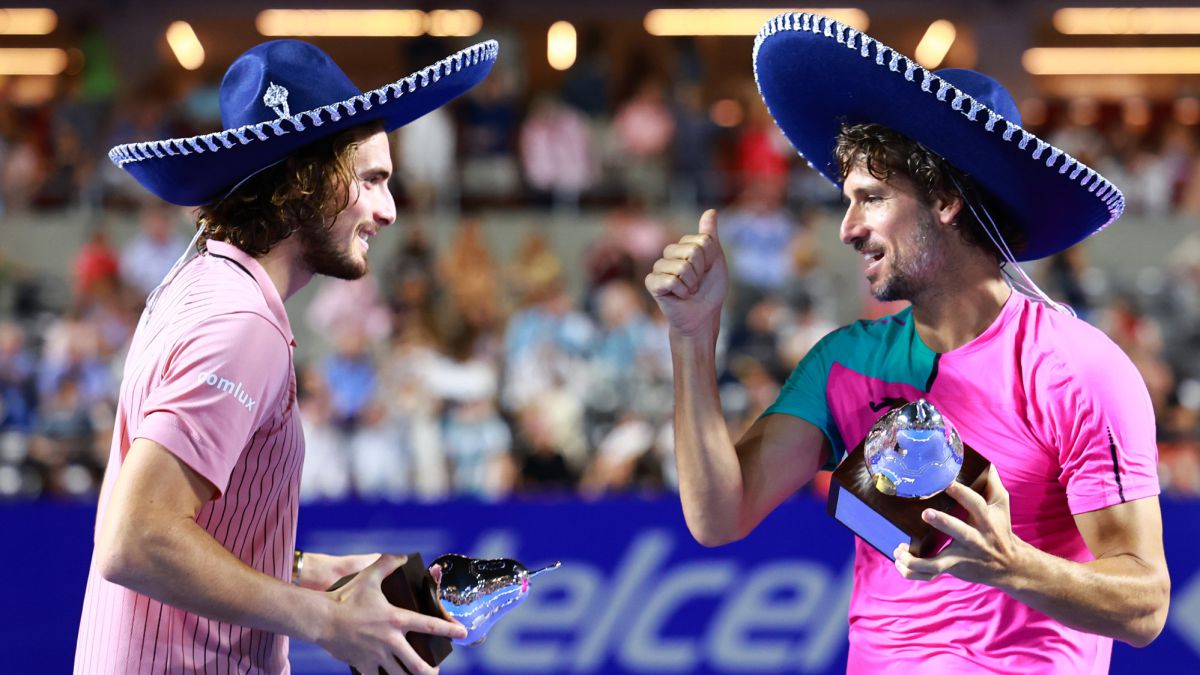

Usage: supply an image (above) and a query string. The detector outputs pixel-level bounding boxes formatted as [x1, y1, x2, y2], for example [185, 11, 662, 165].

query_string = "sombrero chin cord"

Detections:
[949, 173, 1076, 317]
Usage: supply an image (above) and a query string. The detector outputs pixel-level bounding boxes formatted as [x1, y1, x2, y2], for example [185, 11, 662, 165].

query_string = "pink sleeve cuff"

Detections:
[133, 410, 230, 498]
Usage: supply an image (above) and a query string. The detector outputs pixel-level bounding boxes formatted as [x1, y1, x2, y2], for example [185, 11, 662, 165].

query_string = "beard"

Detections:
[871, 210, 945, 303]
[297, 220, 367, 281]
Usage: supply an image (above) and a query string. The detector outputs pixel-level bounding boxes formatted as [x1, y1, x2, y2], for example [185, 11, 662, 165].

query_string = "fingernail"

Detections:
[923, 510, 935, 522]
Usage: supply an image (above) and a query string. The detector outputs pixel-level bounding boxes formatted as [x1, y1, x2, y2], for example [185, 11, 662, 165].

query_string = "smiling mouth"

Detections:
[357, 231, 375, 252]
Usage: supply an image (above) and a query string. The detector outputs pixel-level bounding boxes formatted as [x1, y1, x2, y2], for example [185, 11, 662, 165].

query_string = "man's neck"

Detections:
[909, 259, 1012, 354]
[255, 237, 313, 302]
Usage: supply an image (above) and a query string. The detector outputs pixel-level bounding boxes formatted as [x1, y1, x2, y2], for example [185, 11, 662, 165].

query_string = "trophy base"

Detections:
[827, 434, 990, 560]
[329, 553, 454, 675]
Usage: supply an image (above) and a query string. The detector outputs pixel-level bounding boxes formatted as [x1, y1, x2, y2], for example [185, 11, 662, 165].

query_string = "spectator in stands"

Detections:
[120, 203, 190, 298]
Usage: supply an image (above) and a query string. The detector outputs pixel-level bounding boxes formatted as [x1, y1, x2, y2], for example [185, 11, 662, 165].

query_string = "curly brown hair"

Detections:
[834, 122, 1025, 259]
[195, 121, 382, 255]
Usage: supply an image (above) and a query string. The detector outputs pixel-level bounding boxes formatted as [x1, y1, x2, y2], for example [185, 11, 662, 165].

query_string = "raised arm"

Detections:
[646, 210, 831, 547]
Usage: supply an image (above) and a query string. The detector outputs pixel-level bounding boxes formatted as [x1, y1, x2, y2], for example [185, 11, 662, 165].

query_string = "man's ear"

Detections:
[934, 190, 964, 227]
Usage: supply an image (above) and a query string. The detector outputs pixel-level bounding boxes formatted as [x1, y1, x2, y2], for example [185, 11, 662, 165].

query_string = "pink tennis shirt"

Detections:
[764, 291, 1159, 673]
[75, 240, 305, 674]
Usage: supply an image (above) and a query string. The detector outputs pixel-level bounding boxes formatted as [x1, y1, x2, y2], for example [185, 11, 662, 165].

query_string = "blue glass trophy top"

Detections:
[864, 399, 964, 499]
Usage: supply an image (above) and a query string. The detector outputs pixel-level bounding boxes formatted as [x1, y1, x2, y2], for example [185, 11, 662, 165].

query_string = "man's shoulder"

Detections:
[1020, 301, 1129, 370]
[816, 307, 915, 355]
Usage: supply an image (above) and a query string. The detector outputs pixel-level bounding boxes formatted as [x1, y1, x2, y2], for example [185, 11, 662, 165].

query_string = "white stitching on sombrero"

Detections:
[836, 24, 846, 44]
[905, 60, 918, 82]
[967, 100, 985, 121]
[107, 40, 499, 170]
[951, 90, 966, 111]
[751, 13, 1125, 228]
[1032, 139, 1048, 160]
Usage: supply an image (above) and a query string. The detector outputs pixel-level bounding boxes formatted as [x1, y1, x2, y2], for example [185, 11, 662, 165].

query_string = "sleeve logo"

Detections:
[197, 371, 257, 412]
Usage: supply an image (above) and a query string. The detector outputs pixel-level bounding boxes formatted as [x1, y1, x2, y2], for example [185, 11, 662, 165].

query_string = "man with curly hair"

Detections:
[647, 14, 1168, 673]
[75, 39, 497, 675]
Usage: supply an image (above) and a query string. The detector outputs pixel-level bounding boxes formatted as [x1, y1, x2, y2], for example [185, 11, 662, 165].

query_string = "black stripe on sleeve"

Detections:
[1107, 426, 1127, 503]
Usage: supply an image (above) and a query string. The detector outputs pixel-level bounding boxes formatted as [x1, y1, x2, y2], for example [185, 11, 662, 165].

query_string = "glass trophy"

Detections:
[334, 552, 560, 675]
[827, 398, 990, 560]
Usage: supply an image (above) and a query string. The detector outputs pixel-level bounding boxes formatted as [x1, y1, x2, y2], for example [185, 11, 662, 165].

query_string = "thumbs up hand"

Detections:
[644, 209, 729, 337]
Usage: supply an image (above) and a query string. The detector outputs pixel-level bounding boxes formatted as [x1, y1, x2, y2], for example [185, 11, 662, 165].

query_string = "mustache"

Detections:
[853, 240, 883, 255]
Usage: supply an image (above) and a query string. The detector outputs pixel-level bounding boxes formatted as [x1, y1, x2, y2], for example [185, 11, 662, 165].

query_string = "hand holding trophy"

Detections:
[828, 399, 991, 559]
[333, 553, 560, 674]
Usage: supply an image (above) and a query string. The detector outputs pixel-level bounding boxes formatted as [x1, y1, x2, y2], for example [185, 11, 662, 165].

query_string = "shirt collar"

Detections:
[204, 240, 295, 345]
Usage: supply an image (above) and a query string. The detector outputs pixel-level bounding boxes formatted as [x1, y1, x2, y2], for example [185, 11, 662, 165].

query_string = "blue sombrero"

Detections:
[753, 13, 1123, 261]
[109, 39, 498, 206]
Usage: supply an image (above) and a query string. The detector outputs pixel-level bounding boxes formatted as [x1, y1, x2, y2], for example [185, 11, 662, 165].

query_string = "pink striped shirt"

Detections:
[75, 240, 305, 674]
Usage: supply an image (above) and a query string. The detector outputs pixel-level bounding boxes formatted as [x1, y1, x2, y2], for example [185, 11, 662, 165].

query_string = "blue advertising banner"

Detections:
[4, 496, 1199, 674]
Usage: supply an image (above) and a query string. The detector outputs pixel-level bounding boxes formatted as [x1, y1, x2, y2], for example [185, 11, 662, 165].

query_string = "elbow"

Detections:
[95, 519, 157, 590]
[95, 535, 138, 588]
[1123, 616, 1166, 649]
[691, 529, 738, 548]
[1123, 576, 1171, 648]
[685, 519, 749, 548]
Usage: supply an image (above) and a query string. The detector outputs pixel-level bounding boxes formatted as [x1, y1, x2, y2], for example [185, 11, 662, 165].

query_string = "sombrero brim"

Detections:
[753, 14, 1123, 261]
[109, 40, 498, 206]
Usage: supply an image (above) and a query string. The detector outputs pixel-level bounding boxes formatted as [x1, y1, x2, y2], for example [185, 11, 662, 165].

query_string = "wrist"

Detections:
[997, 536, 1041, 595]
[669, 315, 720, 349]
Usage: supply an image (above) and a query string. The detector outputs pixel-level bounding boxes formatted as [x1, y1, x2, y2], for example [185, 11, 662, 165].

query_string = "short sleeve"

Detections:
[760, 331, 845, 466]
[1047, 338, 1160, 515]
[133, 312, 290, 497]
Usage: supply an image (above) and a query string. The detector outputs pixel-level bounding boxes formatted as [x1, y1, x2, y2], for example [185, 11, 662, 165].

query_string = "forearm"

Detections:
[669, 321, 746, 546]
[296, 552, 381, 591]
[97, 514, 331, 644]
[1002, 542, 1170, 646]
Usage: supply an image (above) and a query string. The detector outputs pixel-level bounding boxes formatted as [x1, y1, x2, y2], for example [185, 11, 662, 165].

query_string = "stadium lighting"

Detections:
[426, 10, 482, 37]
[166, 21, 205, 71]
[1023, 47, 1200, 75]
[257, 9, 425, 37]
[0, 8, 56, 35]
[1053, 7, 1200, 35]
[643, 8, 868, 36]
[547, 21, 577, 71]
[914, 19, 955, 69]
[0, 47, 66, 75]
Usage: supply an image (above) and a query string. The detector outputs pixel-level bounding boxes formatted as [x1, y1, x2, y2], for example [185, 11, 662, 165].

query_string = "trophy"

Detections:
[827, 399, 990, 559]
[331, 552, 560, 675]
[432, 553, 562, 646]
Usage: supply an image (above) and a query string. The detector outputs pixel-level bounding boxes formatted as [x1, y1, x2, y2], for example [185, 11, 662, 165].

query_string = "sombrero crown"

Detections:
[753, 13, 1124, 261]
[110, 39, 498, 206]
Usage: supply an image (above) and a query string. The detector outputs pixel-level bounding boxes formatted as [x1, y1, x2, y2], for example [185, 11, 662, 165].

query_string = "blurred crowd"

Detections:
[2, 32, 1199, 502]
